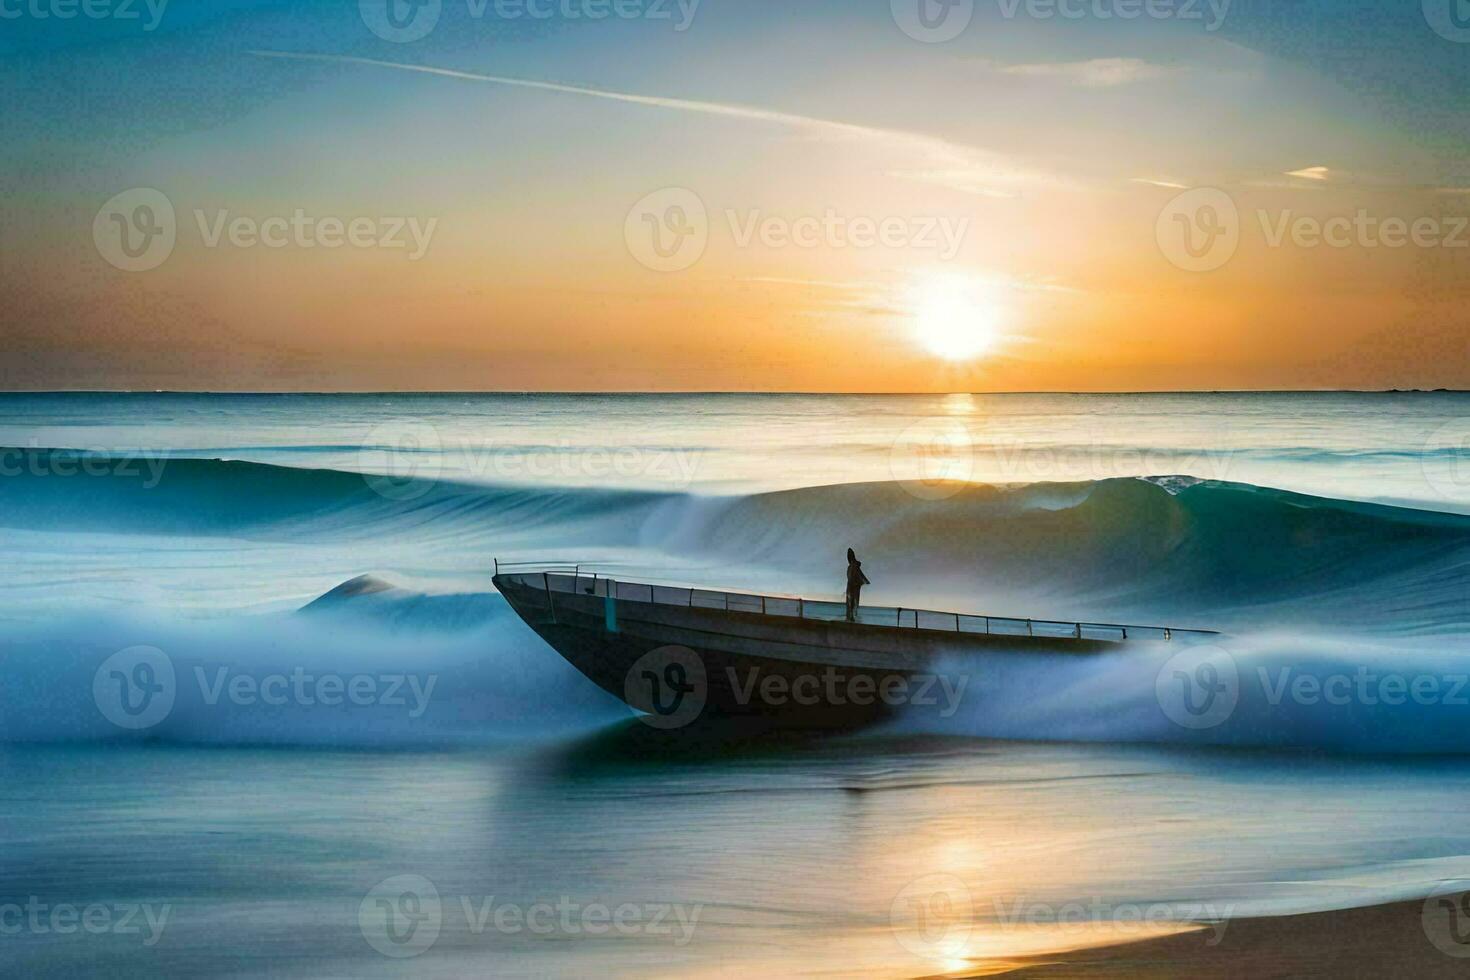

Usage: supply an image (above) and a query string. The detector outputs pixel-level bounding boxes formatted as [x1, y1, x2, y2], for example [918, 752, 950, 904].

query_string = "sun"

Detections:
[910, 274, 1005, 361]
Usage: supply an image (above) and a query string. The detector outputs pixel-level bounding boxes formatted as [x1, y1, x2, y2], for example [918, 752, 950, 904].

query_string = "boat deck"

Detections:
[493, 562, 1218, 644]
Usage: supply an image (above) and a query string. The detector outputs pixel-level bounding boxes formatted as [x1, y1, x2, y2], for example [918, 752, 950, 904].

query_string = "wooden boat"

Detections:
[493, 561, 1218, 726]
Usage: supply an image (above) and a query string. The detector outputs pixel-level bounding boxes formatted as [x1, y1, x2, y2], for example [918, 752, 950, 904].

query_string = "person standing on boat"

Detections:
[845, 548, 870, 622]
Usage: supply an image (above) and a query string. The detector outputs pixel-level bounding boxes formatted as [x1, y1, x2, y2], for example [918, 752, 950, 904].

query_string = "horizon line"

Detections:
[0, 388, 1464, 396]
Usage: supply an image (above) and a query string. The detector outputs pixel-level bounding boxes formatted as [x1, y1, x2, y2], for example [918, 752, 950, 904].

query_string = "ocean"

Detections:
[1, 390, 1468, 977]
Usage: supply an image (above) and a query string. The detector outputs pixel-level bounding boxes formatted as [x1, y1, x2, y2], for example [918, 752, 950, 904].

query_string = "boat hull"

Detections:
[495, 574, 1109, 726]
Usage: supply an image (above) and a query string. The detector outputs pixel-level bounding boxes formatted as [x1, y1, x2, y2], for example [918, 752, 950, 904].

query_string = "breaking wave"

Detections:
[1, 449, 1467, 751]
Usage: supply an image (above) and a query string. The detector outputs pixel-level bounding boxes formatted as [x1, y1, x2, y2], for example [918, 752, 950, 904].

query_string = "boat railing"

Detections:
[492, 560, 1218, 642]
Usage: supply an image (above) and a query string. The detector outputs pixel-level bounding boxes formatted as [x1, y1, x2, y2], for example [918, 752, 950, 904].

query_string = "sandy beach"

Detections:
[990, 893, 1470, 978]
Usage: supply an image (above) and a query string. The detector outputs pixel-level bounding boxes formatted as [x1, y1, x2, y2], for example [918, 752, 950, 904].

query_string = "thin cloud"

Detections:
[1285, 165, 1332, 180]
[740, 277, 881, 291]
[1130, 177, 1189, 189]
[991, 57, 1171, 88]
[249, 50, 1070, 197]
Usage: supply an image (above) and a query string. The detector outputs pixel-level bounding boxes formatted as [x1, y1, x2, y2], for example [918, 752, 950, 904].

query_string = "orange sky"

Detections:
[6, 3, 1469, 390]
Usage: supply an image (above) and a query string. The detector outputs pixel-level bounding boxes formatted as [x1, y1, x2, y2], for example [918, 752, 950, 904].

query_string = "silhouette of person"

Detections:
[845, 548, 870, 622]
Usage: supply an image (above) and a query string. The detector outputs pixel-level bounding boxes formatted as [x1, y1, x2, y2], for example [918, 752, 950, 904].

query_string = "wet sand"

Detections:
[987, 893, 1470, 978]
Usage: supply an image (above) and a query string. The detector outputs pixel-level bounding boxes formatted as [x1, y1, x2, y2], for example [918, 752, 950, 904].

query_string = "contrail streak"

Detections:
[248, 49, 1051, 194]
[251, 49, 892, 141]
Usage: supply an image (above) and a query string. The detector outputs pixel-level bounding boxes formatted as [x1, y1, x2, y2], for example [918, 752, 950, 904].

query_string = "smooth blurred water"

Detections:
[1, 390, 1466, 504]
[1, 392, 1468, 977]
[7, 737, 1470, 978]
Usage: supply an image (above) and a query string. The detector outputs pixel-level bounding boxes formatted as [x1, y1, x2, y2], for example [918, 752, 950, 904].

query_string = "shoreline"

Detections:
[982, 892, 1470, 978]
